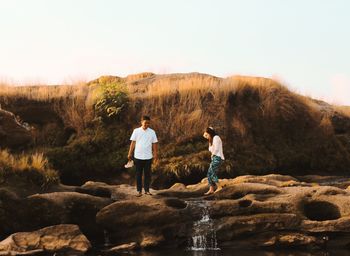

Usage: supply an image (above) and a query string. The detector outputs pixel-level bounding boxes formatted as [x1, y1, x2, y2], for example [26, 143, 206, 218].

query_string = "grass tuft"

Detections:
[0, 149, 59, 187]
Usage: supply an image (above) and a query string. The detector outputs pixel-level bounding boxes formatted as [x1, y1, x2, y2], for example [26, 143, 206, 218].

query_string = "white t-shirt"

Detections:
[209, 135, 225, 160]
[130, 127, 158, 160]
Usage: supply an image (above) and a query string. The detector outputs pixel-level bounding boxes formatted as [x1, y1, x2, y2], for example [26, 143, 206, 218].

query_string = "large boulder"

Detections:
[21, 192, 112, 243]
[0, 189, 21, 240]
[96, 195, 191, 248]
[0, 183, 79, 240]
[0, 224, 91, 255]
[77, 181, 136, 200]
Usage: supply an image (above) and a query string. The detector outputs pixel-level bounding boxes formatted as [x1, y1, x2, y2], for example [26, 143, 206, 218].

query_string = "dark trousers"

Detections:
[134, 158, 152, 192]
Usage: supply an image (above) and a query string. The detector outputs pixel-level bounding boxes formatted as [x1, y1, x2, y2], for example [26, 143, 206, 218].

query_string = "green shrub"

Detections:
[46, 125, 130, 185]
[94, 81, 128, 122]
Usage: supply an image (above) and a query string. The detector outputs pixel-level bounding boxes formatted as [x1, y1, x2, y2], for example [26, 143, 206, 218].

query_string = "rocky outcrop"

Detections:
[0, 224, 90, 255]
[21, 192, 112, 243]
[0, 189, 21, 240]
[0, 189, 112, 243]
[96, 195, 191, 248]
[74, 175, 350, 250]
[0, 109, 32, 148]
[158, 174, 350, 249]
[103, 242, 138, 254]
[4, 174, 350, 253]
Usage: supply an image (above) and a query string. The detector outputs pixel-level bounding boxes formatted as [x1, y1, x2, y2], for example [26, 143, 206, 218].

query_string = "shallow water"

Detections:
[85, 248, 347, 256]
[187, 200, 219, 251]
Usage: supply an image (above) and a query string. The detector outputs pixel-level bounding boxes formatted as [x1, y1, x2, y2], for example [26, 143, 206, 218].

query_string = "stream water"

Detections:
[187, 200, 220, 252]
[85, 248, 345, 256]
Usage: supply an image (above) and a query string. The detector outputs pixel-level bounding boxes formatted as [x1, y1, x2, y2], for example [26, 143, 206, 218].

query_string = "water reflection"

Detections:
[103, 249, 339, 256]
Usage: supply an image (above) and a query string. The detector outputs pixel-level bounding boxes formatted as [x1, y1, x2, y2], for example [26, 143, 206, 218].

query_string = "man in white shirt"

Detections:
[128, 115, 158, 197]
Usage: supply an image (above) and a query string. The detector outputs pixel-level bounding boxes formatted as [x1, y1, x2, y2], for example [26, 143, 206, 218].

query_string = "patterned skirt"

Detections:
[207, 155, 222, 186]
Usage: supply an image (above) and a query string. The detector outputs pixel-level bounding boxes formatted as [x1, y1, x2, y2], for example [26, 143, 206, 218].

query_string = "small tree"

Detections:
[94, 82, 128, 122]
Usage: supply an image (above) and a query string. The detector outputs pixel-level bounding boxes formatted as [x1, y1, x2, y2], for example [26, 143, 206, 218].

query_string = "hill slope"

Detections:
[1, 73, 350, 187]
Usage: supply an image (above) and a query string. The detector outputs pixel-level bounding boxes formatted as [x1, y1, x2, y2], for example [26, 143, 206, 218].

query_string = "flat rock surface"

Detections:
[4, 174, 350, 252]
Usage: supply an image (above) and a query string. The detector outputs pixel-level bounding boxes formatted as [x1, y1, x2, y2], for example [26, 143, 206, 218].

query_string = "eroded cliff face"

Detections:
[0, 99, 72, 148]
[0, 108, 32, 149]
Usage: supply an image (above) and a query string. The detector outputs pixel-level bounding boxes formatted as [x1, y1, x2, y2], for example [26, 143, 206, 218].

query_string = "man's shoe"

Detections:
[136, 192, 142, 197]
[124, 160, 134, 168]
[145, 191, 153, 195]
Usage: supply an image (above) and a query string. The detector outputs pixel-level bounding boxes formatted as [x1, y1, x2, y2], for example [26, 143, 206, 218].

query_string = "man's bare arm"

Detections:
[152, 143, 158, 161]
[128, 141, 136, 160]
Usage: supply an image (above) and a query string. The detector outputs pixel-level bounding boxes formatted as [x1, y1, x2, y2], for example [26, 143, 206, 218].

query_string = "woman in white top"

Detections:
[203, 127, 225, 195]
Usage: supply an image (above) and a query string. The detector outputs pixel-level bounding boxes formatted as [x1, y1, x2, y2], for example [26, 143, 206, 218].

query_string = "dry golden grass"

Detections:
[129, 73, 319, 141]
[0, 78, 133, 134]
[0, 82, 99, 134]
[126, 72, 155, 82]
[334, 105, 350, 117]
[226, 76, 317, 122]
[319, 115, 334, 135]
[0, 150, 46, 172]
[0, 73, 339, 141]
[0, 83, 84, 100]
[0, 149, 59, 186]
[232, 115, 247, 137]
[157, 152, 209, 178]
[140, 74, 315, 118]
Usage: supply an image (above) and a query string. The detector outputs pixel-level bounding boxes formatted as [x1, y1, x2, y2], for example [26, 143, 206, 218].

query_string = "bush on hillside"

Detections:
[46, 125, 130, 185]
[94, 81, 128, 122]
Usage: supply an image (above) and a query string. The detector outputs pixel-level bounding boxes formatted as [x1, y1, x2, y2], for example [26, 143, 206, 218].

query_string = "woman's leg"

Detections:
[208, 157, 221, 185]
[206, 156, 222, 192]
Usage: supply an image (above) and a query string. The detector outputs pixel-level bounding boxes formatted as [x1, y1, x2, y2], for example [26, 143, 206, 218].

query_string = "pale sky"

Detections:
[0, 0, 349, 105]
